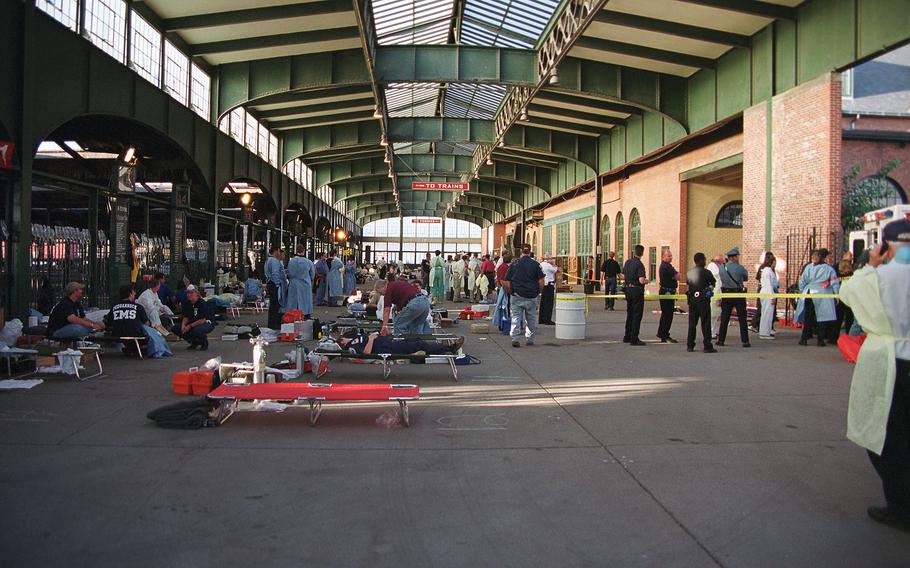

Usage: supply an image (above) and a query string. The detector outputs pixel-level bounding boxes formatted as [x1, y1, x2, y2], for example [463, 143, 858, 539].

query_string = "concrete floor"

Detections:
[1, 297, 908, 567]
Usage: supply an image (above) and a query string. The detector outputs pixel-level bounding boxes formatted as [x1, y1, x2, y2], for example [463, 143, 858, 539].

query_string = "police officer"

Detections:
[841, 218, 910, 531]
[622, 244, 648, 346]
[685, 253, 717, 353]
[717, 246, 751, 348]
[656, 249, 682, 343]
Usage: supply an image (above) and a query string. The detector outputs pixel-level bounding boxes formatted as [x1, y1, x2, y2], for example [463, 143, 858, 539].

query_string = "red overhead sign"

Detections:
[0, 140, 14, 170]
[410, 182, 469, 191]
[411, 218, 441, 224]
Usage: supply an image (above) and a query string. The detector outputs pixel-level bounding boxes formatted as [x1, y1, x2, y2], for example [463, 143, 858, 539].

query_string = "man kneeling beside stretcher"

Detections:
[336, 330, 464, 356]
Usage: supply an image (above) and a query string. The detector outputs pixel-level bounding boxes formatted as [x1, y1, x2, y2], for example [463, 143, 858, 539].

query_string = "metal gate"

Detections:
[29, 223, 111, 309]
[134, 233, 170, 276]
[784, 227, 845, 322]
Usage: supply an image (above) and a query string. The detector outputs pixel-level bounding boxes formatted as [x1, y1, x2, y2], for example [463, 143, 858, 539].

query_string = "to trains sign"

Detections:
[410, 182, 469, 191]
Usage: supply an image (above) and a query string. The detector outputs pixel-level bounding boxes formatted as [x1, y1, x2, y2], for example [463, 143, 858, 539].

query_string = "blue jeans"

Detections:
[510, 294, 538, 343]
[52, 323, 94, 339]
[171, 322, 214, 345]
[394, 295, 431, 335]
[603, 278, 617, 308]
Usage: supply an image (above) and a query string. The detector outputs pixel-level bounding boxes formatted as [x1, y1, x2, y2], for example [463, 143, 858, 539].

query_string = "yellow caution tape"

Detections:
[587, 292, 839, 300]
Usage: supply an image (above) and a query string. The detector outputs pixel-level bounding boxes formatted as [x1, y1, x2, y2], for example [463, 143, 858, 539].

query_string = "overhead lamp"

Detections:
[373, 106, 383, 119]
[380, 136, 389, 147]
[485, 158, 493, 166]
[119, 146, 137, 166]
[519, 108, 529, 121]
[335, 228, 347, 242]
[549, 71, 559, 85]
[240, 192, 252, 206]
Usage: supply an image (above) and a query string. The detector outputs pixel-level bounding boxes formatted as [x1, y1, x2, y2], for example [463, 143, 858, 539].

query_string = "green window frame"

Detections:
[576, 217, 593, 256]
[556, 222, 570, 257]
[629, 208, 641, 252]
[542, 226, 553, 257]
[648, 246, 657, 281]
[615, 212, 624, 265]
[601, 215, 611, 261]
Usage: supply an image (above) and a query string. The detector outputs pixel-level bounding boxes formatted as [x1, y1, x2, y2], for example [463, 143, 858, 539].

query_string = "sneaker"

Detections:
[759, 335, 775, 340]
[630, 340, 647, 346]
[511, 341, 520, 348]
[742, 343, 751, 348]
[664, 337, 678, 344]
[704, 347, 718, 353]
[526, 341, 534, 346]
[867, 506, 910, 532]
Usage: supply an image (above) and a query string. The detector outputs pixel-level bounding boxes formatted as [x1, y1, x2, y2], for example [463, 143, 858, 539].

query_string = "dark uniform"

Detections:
[657, 260, 678, 341]
[717, 249, 751, 347]
[685, 266, 716, 352]
[601, 257, 621, 309]
[171, 297, 216, 349]
[105, 300, 149, 338]
[622, 256, 646, 344]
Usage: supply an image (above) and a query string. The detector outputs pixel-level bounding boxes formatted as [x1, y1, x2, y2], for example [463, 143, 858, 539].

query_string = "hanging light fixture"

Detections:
[240, 192, 252, 206]
[519, 108, 529, 121]
[373, 105, 383, 119]
[380, 136, 388, 147]
[485, 158, 493, 166]
[549, 71, 559, 85]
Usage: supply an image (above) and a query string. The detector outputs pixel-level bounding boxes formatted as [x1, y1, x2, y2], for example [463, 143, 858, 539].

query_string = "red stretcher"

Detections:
[208, 382, 419, 426]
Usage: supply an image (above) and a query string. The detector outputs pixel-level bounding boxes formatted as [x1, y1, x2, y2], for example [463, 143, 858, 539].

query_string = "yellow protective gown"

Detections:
[839, 266, 898, 455]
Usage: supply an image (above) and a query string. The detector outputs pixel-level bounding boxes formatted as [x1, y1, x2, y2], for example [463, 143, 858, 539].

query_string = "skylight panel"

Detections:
[372, 0, 455, 45]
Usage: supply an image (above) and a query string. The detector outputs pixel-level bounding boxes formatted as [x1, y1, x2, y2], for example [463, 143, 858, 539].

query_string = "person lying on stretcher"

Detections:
[336, 329, 465, 356]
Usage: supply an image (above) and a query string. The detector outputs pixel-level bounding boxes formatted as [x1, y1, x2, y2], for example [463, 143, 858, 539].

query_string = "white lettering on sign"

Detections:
[410, 182, 469, 191]
[411, 218, 442, 224]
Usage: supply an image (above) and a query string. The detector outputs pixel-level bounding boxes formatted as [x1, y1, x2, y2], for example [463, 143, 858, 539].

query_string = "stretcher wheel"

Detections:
[399, 400, 410, 427]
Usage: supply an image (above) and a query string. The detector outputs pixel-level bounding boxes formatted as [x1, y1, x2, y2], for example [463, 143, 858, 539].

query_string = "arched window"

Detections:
[531, 232, 537, 258]
[715, 200, 743, 228]
[853, 176, 907, 208]
[615, 212, 624, 265]
[601, 215, 611, 262]
[629, 208, 641, 252]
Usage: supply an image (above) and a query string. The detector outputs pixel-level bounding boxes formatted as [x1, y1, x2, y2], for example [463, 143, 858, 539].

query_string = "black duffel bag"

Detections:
[147, 398, 219, 429]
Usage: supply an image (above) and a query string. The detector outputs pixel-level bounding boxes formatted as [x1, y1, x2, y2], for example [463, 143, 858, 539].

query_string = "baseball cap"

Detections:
[883, 218, 910, 242]
[65, 282, 85, 295]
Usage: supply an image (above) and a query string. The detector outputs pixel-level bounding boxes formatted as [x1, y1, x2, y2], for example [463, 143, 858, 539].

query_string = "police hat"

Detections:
[883, 218, 910, 242]
[725, 247, 740, 257]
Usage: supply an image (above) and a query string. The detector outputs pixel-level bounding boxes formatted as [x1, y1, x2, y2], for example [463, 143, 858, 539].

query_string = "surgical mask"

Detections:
[895, 245, 910, 264]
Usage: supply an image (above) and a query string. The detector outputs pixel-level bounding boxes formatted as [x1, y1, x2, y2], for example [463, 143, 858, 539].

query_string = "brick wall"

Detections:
[842, 137, 910, 199]
[742, 72, 843, 269]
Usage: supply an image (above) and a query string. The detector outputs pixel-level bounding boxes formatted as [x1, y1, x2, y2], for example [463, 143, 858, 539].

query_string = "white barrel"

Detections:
[555, 293, 587, 340]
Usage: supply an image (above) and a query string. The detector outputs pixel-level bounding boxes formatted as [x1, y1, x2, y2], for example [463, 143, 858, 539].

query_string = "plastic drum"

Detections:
[555, 293, 586, 340]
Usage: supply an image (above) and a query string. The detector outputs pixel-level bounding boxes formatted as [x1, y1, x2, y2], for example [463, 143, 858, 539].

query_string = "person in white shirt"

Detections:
[757, 252, 780, 339]
[538, 256, 559, 325]
[137, 280, 173, 336]
[450, 255, 466, 302]
[707, 255, 724, 338]
[467, 253, 479, 302]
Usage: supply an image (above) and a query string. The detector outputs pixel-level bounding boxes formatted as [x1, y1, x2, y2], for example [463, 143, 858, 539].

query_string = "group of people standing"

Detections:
[262, 246, 357, 329]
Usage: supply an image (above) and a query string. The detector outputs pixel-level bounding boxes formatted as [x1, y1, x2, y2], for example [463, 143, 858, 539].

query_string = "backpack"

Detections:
[147, 398, 219, 429]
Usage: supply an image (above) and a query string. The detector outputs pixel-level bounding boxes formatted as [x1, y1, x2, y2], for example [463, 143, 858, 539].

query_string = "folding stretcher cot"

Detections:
[313, 350, 460, 381]
[208, 382, 419, 426]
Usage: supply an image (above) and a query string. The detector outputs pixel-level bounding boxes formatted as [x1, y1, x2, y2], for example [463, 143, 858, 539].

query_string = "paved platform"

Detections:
[1, 297, 908, 567]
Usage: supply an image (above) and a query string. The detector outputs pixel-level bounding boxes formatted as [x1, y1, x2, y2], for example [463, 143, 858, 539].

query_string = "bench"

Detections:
[314, 350, 460, 381]
[208, 382, 419, 426]
[91, 335, 149, 358]
[52, 346, 103, 381]
[0, 348, 39, 378]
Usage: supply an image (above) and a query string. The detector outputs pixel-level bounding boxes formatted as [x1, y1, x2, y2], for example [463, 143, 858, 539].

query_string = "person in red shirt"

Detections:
[375, 278, 431, 336]
[481, 254, 496, 291]
[496, 253, 512, 287]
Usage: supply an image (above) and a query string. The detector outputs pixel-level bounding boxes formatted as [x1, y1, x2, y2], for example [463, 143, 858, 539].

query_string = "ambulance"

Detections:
[848, 204, 910, 258]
